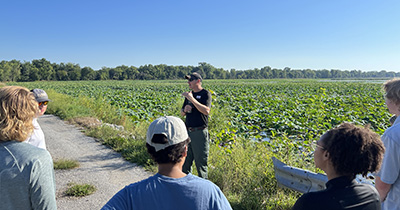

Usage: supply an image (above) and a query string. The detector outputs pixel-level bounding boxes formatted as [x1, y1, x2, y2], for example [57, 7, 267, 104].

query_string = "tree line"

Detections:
[1, 58, 399, 82]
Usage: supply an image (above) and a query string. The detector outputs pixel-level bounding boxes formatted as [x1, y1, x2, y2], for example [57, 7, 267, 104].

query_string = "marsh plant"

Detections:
[12, 79, 391, 209]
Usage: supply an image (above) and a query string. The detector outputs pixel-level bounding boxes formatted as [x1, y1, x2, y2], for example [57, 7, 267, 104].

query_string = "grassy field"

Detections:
[8, 79, 391, 209]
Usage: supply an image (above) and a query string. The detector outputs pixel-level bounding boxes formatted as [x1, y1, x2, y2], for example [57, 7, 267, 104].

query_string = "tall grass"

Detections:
[42, 88, 303, 209]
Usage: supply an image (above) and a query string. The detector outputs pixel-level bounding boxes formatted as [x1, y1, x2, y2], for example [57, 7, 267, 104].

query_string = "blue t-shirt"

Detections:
[375, 117, 400, 210]
[101, 173, 232, 210]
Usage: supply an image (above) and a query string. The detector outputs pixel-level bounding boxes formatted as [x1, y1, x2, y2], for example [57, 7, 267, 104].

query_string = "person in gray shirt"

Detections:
[0, 86, 57, 210]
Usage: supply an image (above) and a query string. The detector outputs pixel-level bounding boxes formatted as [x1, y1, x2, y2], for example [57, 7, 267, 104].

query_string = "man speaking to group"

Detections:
[181, 72, 212, 179]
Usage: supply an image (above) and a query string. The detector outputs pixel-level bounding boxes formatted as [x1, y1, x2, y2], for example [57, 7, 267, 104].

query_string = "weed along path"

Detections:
[40, 114, 153, 210]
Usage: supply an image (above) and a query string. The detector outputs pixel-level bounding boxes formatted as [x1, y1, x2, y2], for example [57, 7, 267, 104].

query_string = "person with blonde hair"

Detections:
[375, 78, 400, 209]
[0, 86, 57, 210]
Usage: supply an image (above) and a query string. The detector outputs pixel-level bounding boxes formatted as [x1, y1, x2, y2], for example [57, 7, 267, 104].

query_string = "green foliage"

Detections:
[1, 59, 400, 82]
[86, 125, 156, 172]
[209, 138, 302, 209]
[65, 183, 97, 197]
[8, 79, 393, 209]
[53, 159, 80, 170]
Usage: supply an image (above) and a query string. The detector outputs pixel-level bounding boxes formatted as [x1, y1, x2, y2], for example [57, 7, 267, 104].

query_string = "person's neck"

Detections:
[191, 85, 203, 93]
[324, 163, 343, 180]
[158, 163, 187, 178]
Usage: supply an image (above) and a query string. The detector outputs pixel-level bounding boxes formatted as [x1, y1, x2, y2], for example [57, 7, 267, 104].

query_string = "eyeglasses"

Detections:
[188, 78, 195, 81]
[38, 101, 49, 106]
[311, 141, 326, 151]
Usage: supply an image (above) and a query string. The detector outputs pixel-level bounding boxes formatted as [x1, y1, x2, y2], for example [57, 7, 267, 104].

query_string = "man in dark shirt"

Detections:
[181, 72, 212, 179]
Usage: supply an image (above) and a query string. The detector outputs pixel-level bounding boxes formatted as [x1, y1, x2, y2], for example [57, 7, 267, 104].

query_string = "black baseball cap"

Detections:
[184, 72, 203, 81]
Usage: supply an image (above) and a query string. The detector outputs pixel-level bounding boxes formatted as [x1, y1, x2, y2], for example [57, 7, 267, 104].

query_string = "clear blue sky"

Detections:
[1, 0, 399, 71]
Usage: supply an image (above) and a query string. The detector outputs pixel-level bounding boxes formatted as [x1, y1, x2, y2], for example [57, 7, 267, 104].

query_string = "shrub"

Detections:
[65, 183, 97, 197]
[53, 159, 80, 170]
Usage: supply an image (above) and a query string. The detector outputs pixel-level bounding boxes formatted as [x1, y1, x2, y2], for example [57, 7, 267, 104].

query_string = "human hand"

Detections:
[183, 105, 193, 113]
[182, 91, 194, 100]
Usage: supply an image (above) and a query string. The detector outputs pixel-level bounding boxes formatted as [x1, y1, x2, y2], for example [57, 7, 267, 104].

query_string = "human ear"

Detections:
[322, 151, 330, 160]
[182, 145, 188, 157]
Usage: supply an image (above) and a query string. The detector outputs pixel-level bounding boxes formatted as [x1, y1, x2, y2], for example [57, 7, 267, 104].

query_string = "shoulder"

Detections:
[361, 183, 380, 196]
[121, 174, 158, 192]
[186, 174, 224, 192]
[292, 190, 330, 210]
[5, 142, 51, 162]
[383, 124, 400, 145]
[200, 89, 211, 95]
[1, 141, 52, 172]
[292, 192, 314, 209]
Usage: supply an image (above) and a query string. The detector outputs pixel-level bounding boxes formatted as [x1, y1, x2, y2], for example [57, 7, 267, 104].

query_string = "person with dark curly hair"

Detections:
[292, 123, 385, 210]
[101, 116, 232, 210]
[375, 78, 400, 209]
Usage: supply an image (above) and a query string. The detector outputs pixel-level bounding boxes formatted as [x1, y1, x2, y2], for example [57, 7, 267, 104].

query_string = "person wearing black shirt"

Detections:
[181, 72, 212, 179]
[292, 123, 385, 210]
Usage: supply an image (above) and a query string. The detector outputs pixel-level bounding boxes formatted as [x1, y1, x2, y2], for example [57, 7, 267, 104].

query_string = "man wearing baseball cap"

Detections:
[25, 89, 51, 150]
[181, 72, 212, 179]
[101, 116, 232, 210]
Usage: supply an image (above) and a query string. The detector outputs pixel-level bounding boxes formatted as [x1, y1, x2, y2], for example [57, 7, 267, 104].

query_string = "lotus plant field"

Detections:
[12, 79, 391, 149]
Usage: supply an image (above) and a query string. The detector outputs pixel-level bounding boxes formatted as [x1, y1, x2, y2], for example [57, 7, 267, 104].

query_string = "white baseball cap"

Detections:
[146, 116, 188, 152]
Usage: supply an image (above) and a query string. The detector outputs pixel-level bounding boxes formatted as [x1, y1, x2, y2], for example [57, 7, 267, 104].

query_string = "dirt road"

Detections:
[40, 115, 152, 210]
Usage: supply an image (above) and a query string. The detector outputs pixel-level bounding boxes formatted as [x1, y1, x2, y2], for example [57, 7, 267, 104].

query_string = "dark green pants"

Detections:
[182, 128, 210, 179]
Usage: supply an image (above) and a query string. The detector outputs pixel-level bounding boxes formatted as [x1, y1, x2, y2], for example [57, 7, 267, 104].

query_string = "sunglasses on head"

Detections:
[38, 101, 48, 106]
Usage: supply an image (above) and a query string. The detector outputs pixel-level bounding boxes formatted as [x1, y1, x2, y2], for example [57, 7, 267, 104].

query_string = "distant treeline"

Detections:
[1, 58, 399, 82]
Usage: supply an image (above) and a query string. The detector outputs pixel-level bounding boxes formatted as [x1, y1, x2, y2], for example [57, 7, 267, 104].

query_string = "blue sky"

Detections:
[1, 0, 399, 71]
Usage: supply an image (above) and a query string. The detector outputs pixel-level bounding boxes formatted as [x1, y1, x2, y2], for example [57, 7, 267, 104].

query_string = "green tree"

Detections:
[29, 67, 40, 81]
[0, 61, 11, 81]
[125, 66, 139, 79]
[95, 67, 110, 80]
[65, 63, 81, 80]
[81, 67, 95, 80]
[32, 58, 54, 80]
[19, 62, 32, 82]
[9, 60, 21, 81]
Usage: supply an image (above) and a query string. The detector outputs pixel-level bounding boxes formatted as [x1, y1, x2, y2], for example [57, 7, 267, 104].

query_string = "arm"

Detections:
[375, 176, 392, 202]
[31, 151, 57, 210]
[181, 98, 188, 116]
[182, 91, 210, 115]
[189, 97, 210, 115]
[101, 187, 130, 210]
[181, 108, 187, 116]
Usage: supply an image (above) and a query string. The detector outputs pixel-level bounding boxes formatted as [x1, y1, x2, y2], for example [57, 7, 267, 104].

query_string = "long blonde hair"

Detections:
[0, 86, 38, 141]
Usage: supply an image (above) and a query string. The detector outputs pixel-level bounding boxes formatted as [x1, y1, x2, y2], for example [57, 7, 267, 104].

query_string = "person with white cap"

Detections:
[24, 88, 51, 150]
[101, 116, 232, 210]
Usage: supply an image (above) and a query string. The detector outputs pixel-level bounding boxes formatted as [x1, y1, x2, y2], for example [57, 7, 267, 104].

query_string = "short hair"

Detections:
[146, 134, 191, 164]
[384, 78, 400, 106]
[0, 86, 38, 142]
[389, 115, 397, 125]
[321, 122, 385, 178]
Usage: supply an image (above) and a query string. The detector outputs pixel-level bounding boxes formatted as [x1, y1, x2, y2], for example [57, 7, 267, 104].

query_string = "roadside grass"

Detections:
[43, 89, 303, 209]
[53, 159, 80, 170]
[65, 183, 97, 197]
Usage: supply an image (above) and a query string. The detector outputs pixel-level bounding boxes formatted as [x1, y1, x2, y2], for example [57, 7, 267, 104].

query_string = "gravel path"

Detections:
[39, 115, 153, 210]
